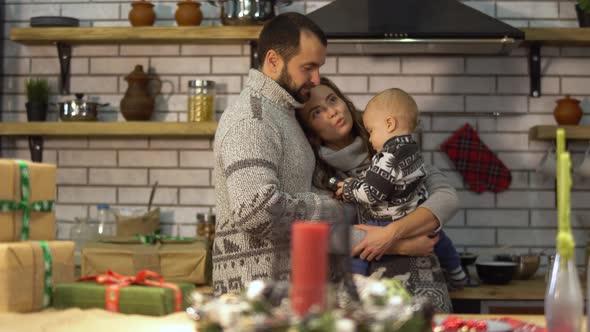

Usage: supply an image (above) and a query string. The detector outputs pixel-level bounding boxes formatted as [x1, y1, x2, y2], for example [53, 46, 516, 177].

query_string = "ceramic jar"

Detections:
[120, 65, 161, 121]
[554, 95, 583, 125]
[175, 0, 203, 26]
[129, 0, 156, 27]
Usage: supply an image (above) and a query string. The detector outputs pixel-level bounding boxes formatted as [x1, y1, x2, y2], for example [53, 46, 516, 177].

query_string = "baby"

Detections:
[336, 88, 466, 289]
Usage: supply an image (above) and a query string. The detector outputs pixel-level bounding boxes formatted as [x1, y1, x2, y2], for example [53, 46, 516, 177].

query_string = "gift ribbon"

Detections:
[38, 241, 53, 307]
[78, 270, 182, 313]
[135, 233, 205, 245]
[0, 160, 55, 240]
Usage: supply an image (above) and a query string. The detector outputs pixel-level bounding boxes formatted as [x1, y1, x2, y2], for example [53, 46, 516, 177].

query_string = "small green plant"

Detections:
[579, 0, 590, 12]
[25, 78, 50, 104]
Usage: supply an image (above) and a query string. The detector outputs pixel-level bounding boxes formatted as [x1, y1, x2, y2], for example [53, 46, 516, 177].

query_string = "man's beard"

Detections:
[277, 66, 311, 103]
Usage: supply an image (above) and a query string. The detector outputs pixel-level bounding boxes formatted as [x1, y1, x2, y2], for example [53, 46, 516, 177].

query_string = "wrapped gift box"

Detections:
[82, 237, 211, 285]
[0, 241, 75, 312]
[53, 279, 195, 316]
[0, 159, 56, 242]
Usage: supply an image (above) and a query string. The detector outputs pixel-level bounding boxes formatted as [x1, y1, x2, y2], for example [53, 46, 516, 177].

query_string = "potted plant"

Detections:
[25, 78, 50, 121]
[576, 0, 590, 27]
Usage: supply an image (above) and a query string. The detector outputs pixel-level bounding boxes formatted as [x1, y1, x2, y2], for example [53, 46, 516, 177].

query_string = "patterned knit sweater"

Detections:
[342, 135, 428, 221]
[212, 69, 341, 295]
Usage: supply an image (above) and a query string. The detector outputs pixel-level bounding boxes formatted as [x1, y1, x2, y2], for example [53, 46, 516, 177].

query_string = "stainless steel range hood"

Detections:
[306, 0, 525, 54]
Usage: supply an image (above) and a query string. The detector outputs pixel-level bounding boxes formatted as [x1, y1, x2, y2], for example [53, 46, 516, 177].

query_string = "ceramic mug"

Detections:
[536, 147, 557, 178]
[575, 146, 590, 178]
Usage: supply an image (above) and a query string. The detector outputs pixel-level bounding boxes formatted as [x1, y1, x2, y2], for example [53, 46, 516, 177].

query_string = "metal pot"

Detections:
[55, 93, 109, 121]
[208, 0, 291, 26]
[495, 254, 541, 280]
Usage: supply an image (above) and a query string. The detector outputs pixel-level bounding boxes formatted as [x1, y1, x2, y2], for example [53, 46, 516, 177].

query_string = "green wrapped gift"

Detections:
[53, 271, 195, 316]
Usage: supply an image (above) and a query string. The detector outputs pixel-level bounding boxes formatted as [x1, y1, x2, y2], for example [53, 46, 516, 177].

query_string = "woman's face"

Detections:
[298, 84, 354, 150]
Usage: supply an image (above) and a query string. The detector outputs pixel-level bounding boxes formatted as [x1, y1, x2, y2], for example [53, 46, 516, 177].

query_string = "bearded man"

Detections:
[212, 12, 343, 295]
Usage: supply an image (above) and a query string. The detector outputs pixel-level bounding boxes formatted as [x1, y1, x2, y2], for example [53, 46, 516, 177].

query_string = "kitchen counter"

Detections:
[450, 277, 549, 300]
[450, 276, 587, 314]
[0, 308, 569, 332]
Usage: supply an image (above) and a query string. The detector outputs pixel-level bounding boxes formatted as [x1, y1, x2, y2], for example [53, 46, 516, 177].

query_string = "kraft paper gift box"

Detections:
[81, 237, 211, 285]
[115, 208, 160, 237]
[53, 271, 195, 316]
[0, 241, 75, 312]
[0, 159, 56, 242]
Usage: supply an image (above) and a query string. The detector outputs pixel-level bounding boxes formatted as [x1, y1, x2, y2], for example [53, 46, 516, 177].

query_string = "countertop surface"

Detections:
[0, 309, 559, 332]
[450, 276, 586, 300]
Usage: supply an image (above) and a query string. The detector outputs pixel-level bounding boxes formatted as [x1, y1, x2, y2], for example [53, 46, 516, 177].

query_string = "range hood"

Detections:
[306, 0, 525, 54]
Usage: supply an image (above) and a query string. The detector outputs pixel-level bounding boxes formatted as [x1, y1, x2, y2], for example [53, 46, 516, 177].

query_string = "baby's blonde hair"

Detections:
[366, 88, 419, 131]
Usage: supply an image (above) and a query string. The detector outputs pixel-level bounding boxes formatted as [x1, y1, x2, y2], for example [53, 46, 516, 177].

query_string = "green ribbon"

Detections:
[0, 160, 55, 240]
[38, 241, 53, 307]
[135, 233, 205, 245]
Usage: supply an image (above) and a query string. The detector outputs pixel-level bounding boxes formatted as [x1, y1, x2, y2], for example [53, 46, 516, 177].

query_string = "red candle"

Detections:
[290, 220, 329, 317]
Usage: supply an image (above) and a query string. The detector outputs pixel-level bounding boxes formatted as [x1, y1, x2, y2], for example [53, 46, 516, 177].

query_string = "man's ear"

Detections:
[262, 49, 283, 79]
[386, 116, 397, 133]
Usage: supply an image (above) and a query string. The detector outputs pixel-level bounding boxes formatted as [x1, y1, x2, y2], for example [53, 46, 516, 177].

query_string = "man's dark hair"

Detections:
[257, 12, 327, 68]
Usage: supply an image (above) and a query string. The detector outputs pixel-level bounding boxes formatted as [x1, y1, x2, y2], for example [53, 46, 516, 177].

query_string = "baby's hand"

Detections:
[337, 178, 354, 201]
[335, 181, 345, 198]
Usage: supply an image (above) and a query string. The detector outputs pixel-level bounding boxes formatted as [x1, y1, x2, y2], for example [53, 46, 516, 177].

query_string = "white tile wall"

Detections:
[2, 0, 590, 266]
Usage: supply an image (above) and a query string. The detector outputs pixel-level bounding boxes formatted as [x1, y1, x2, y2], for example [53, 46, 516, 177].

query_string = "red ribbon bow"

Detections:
[78, 270, 182, 313]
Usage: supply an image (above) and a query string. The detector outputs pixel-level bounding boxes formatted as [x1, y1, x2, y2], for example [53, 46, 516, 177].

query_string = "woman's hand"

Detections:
[351, 223, 398, 261]
[389, 233, 440, 256]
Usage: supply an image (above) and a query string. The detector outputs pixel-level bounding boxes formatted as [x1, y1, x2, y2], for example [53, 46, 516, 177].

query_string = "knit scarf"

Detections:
[318, 137, 370, 177]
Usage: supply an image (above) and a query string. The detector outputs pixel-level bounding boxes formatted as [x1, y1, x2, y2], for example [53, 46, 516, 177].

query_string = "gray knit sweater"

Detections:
[212, 69, 342, 295]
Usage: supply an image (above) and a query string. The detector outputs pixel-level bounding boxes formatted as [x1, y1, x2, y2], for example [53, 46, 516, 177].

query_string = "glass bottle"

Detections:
[70, 217, 97, 265]
[545, 253, 583, 332]
[187, 80, 216, 122]
[97, 204, 113, 236]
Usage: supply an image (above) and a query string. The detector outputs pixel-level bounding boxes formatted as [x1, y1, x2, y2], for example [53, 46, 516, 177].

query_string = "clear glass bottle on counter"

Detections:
[97, 204, 114, 237]
[187, 79, 216, 122]
[69, 217, 98, 265]
[545, 253, 583, 332]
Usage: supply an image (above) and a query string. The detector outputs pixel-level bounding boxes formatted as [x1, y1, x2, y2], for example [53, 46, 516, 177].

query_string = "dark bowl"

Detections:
[476, 261, 517, 285]
[460, 253, 478, 266]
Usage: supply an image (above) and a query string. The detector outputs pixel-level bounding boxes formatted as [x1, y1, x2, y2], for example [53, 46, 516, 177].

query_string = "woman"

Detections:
[296, 77, 459, 313]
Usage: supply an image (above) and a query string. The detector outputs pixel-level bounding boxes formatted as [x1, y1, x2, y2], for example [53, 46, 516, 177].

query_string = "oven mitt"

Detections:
[440, 123, 511, 193]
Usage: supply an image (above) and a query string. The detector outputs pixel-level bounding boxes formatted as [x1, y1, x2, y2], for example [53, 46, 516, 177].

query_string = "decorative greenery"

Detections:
[25, 78, 50, 104]
[579, 0, 590, 12]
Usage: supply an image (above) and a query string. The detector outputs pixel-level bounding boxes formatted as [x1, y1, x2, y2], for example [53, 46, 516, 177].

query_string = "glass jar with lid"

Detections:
[188, 79, 216, 122]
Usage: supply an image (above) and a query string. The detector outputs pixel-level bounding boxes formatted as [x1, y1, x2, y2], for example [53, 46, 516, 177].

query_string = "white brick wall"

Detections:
[2, 0, 590, 267]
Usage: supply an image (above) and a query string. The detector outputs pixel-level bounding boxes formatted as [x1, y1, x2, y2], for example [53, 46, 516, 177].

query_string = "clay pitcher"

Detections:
[129, 0, 156, 27]
[120, 65, 161, 121]
[554, 95, 583, 125]
[175, 0, 203, 26]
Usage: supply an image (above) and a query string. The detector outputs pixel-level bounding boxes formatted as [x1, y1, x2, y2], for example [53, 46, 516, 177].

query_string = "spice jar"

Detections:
[196, 213, 207, 238]
[188, 80, 215, 122]
[205, 214, 216, 241]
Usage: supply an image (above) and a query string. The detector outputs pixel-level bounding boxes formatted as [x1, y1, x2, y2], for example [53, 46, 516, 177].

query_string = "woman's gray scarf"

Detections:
[318, 136, 370, 176]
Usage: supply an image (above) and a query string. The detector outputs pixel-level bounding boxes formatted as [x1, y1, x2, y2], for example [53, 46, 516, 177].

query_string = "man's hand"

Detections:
[390, 233, 439, 256]
[351, 223, 398, 261]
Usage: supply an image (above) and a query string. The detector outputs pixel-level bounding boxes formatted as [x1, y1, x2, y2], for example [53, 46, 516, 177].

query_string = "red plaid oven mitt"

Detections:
[440, 123, 511, 193]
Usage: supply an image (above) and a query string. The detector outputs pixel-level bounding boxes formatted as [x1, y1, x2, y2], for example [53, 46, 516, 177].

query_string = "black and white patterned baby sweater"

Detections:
[342, 135, 428, 221]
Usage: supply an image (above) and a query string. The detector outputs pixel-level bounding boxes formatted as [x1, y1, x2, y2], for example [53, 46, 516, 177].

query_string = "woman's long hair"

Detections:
[296, 77, 373, 190]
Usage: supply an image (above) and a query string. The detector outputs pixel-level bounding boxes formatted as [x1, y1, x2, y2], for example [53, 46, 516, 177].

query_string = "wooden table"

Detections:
[0, 309, 556, 332]
[450, 277, 546, 314]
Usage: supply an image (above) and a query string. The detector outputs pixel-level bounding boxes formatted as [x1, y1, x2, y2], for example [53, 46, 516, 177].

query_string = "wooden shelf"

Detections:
[529, 125, 590, 140]
[0, 122, 217, 137]
[10, 26, 262, 44]
[522, 27, 590, 46]
[10, 26, 590, 46]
